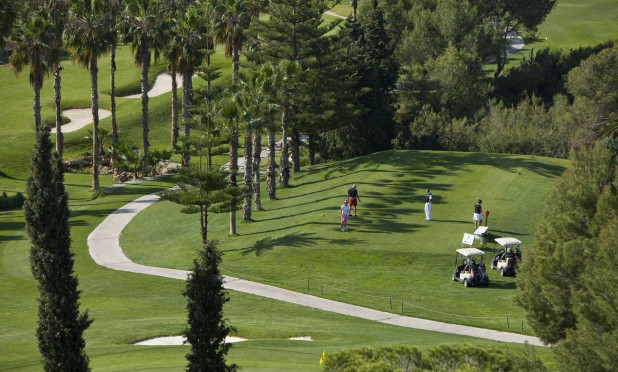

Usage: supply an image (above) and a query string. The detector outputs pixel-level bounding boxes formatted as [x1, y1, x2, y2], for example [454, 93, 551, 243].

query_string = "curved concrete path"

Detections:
[121, 72, 184, 99]
[51, 108, 111, 134]
[87, 192, 545, 347]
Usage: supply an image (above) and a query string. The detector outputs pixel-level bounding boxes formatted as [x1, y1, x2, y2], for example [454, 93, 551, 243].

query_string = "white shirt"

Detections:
[341, 205, 349, 215]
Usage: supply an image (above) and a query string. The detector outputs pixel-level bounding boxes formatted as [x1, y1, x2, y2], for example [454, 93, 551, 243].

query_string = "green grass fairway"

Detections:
[533, 0, 618, 51]
[0, 175, 557, 371]
[121, 151, 567, 333]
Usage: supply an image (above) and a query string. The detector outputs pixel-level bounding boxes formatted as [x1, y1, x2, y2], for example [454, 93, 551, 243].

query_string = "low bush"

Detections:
[0, 192, 25, 211]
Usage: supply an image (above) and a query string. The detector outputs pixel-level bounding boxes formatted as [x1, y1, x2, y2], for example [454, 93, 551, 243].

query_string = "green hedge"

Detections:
[0, 192, 25, 211]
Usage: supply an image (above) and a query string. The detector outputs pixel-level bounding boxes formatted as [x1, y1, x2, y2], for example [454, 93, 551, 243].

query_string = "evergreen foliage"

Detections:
[321, 1, 398, 159]
[159, 163, 239, 371]
[24, 125, 91, 372]
[0, 191, 25, 210]
[322, 343, 546, 372]
[184, 240, 237, 372]
[516, 144, 617, 369]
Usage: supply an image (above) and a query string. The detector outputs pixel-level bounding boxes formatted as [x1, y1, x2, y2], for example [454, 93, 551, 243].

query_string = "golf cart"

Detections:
[490, 237, 522, 276]
[451, 234, 489, 287]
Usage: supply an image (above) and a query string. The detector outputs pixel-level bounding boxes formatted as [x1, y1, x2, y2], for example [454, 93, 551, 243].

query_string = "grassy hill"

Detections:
[122, 150, 567, 332]
[1, 1, 613, 370]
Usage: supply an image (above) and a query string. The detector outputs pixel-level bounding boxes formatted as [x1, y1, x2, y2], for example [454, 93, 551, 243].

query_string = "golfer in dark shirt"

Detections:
[347, 185, 360, 216]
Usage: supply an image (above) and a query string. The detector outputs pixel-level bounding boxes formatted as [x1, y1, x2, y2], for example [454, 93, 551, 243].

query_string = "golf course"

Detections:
[1, 1, 616, 371]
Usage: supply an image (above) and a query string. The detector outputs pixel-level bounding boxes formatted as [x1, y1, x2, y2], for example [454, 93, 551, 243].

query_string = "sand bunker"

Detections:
[133, 335, 313, 346]
[51, 108, 111, 134]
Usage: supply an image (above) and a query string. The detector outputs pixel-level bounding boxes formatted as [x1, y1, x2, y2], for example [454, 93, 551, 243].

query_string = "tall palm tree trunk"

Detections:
[232, 42, 239, 84]
[242, 130, 253, 221]
[267, 126, 276, 199]
[229, 131, 238, 235]
[33, 76, 43, 133]
[110, 43, 118, 165]
[291, 127, 300, 173]
[140, 50, 151, 176]
[279, 107, 290, 187]
[53, 63, 63, 158]
[181, 70, 192, 167]
[252, 131, 262, 210]
[89, 57, 100, 191]
[171, 65, 179, 149]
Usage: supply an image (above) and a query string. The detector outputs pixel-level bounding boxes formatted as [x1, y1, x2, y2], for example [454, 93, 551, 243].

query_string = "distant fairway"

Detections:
[122, 150, 567, 332]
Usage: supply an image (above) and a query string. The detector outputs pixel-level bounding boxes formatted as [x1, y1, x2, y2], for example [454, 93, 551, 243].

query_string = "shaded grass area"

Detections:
[122, 150, 567, 334]
[0, 176, 556, 371]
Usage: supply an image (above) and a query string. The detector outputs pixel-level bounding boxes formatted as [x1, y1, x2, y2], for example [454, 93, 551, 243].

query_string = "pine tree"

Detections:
[247, 0, 334, 177]
[159, 143, 239, 371]
[516, 144, 617, 357]
[321, 1, 398, 159]
[24, 125, 92, 372]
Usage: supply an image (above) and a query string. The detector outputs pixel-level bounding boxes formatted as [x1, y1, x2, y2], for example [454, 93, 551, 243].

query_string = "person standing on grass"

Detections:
[347, 184, 360, 216]
[474, 199, 483, 229]
[341, 199, 350, 231]
[424, 196, 432, 221]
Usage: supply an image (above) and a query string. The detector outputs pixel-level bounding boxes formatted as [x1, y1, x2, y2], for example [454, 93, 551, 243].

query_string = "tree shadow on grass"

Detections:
[240, 232, 366, 257]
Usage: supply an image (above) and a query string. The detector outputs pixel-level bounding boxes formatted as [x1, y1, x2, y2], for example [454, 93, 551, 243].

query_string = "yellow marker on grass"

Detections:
[320, 350, 326, 365]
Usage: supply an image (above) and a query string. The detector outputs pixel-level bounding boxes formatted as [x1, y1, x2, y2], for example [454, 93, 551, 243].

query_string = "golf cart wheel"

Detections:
[451, 273, 457, 281]
[500, 268, 506, 277]
[463, 279, 471, 287]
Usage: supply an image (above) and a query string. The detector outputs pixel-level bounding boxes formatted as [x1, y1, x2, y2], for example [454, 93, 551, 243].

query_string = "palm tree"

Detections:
[108, 0, 123, 164]
[213, 0, 254, 85]
[64, 0, 111, 191]
[265, 60, 304, 188]
[48, 0, 67, 158]
[218, 98, 241, 235]
[173, 7, 205, 167]
[122, 0, 169, 175]
[238, 67, 268, 215]
[9, 7, 54, 133]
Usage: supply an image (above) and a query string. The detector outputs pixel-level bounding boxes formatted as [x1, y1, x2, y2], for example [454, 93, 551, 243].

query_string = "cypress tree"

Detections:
[24, 125, 91, 372]
[184, 240, 237, 372]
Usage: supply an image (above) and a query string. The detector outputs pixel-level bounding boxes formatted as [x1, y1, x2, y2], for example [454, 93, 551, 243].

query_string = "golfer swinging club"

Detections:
[347, 184, 361, 216]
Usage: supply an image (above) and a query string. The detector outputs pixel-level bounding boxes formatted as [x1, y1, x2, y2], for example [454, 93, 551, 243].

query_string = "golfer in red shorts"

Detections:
[347, 184, 360, 216]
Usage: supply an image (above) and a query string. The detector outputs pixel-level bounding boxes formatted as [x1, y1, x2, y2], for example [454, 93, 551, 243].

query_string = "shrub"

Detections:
[0, 192, 26, 211]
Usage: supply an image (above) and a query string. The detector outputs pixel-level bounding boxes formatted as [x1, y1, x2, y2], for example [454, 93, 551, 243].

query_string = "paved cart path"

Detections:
[87, 192, 545, 347]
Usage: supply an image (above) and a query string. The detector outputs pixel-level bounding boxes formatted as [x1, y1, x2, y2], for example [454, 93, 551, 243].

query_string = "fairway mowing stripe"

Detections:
[87, 191, 546, 347]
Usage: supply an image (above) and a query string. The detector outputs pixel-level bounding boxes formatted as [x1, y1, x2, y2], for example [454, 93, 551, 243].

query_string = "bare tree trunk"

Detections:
[267, 127, 276, 199]
[171, 66, 179, 149]
[110, 43, 118, 166]
[181, 69, 193, 167]
[242, 131, 253, 221]
[54, 63, 63, 158]
[229, 131, 238, 235]
[252, 131, 262, 210]
[291, 127, 300, 173]
[308, 132, 316, 165]
[90, 57, 100, 191]
[140, 51, 151, 176]
[279, 108, 290, 187]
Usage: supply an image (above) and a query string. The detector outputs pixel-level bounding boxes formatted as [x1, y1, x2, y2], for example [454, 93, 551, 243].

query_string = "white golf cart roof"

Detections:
[456, 248, 486, 257]
[494, 237, 522, 247]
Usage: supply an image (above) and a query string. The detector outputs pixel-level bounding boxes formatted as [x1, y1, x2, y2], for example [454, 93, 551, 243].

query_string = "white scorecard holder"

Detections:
[473, 226, 489, 244]
[461, 233, 475, 247]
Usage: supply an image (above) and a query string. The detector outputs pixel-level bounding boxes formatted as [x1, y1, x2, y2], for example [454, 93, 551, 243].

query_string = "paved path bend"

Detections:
[87, 193, 545, 347]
